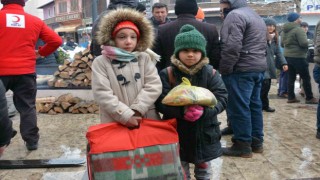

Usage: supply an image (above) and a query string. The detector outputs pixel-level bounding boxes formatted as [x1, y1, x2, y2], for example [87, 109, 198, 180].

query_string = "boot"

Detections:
[221, 126, 233, 136]
[251, 137, 263, 153]
[222, 140, 252, 158]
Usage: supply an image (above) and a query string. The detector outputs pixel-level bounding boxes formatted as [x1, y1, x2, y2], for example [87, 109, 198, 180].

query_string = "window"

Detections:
[71, 0, 79, 12]
[59, 1, 67, 13]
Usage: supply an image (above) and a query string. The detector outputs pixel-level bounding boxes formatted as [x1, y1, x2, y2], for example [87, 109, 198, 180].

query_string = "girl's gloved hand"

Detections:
[184, 105, 204, 122]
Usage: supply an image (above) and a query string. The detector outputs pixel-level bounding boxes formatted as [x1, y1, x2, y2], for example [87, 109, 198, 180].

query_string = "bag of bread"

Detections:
[162, 77, 217, 107]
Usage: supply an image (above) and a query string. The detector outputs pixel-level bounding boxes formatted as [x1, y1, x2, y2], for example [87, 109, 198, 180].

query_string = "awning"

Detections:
[54, 25, 80, 33]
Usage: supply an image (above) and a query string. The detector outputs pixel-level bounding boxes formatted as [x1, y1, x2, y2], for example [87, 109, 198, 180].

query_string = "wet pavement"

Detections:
[0, 80, 320, 180]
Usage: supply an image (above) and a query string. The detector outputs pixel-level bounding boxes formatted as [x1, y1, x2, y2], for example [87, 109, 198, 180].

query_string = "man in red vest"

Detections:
[0, 0, 62, 151]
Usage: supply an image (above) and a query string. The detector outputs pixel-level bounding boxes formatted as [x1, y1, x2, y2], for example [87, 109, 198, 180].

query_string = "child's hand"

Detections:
[184, 105, 204, 122]
[125, 116, 142, 129]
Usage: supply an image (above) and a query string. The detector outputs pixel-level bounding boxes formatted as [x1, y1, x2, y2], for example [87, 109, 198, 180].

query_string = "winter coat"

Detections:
[153, 14, 221, 71]
[149, 16, 171, 36]
[281, 22, 309, 58]
[265, 39, 287, 79]
[0, 4, 62, 76]
[156, 57, 228, 163]
[314, 20, 320, 65]
[90, 0, 138, 57]
[92, 8, 162, 124]
[219, 0, 267, 75]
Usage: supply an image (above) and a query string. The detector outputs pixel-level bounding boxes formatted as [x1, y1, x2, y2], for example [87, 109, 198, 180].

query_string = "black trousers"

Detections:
[260, 79, 271, 109]
[0, 80, 13, 146]
[286, 57, 314, 100]
[0, 74, 39, 144]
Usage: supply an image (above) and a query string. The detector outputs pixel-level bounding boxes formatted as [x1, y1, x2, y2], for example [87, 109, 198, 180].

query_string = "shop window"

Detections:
[71, 0, 79, 12]
[59, 1, 67, 13]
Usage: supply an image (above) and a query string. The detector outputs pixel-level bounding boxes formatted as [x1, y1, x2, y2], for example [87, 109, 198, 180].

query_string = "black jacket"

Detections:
[156, 57, 228, 163]
[153, 14, 221, 71]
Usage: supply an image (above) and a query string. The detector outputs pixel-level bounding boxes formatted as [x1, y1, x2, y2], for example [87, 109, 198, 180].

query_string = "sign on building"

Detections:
[301, 0, 320, 14]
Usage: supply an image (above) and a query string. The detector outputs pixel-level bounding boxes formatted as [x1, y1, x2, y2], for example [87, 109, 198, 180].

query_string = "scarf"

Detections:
[101, 45, 136, 62]
[101, 45, 160, 64]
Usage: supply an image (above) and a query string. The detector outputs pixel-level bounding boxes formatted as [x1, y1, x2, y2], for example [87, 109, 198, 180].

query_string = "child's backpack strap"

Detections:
[166, 66, 176, 88]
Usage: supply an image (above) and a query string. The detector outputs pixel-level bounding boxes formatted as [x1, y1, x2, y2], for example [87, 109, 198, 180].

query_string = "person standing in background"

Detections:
[219, 0, 267, 158]
[313, 19, 320, 139]
[0, 0, 62, 151]
[149, 3, 170, 35]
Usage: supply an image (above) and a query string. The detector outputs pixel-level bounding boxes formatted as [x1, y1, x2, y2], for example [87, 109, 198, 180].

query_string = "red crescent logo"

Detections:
[12, 16, 20, 23]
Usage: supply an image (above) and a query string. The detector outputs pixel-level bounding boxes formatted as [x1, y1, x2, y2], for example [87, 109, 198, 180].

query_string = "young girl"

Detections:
[261, 18, 288, 112]
[156, 25, 228, 179]
[92, 8, 162, 128]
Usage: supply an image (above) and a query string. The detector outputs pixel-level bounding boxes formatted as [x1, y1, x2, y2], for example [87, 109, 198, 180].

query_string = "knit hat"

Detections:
[136, 2, 146, 13]
[175, 0, 198, 16]
[264, 18, 277, 26]
[1, 0, 25, 6]
[300, 22, 309, 27]
[112, 21, 140, 40]
[287, 12, 300, 22]
[174, 24, 207, 58]
[195, 7, 205, 20]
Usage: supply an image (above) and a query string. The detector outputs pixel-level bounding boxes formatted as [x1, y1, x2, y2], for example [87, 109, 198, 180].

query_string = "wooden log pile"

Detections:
[48, 49, 94, 88]
[36, 93, 99, 115]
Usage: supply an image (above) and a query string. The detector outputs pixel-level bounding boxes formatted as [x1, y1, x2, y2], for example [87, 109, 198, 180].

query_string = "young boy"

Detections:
[156, 25, 228, 179]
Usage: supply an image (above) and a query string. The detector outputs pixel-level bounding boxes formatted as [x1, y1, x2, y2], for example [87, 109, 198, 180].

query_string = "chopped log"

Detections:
[54, 79, 70, 87]
[61, 102, 72, 110]
[48, 109, 57, 115]
[59, 72, 70, 79]
[68, 106, 74, 113]
[81, 56, 89, 63]
[88, 54, 94, 60]
[58, 65, 68, 71]
[71, 79, 83, 86]
[70, 60, 82, 67]
[43, 103, 54, 113]
[53, 106, 64, 113]
[91, 104, 99, 112]
[36, 103, 45, 113]
[47, 78, 56, 87]
[71, 109, 80, 114]
[54, 102, 61, 107]
[87, 61, 92, 68]
[78, 63, 87, 69]
[82, 48, 90, 56]
[72, 69, 84, 78]
[36, 97, 56, 103]
[85, 71, 92, 80]
[57, 93, 73, 103]
[64, 59, 71, 65]
[69, 97, 81, 104]
[74, 52, 82, 60]
[78, 107, 88, 114]
[54, 71, 60, 76]
[75, 73, 86, 81]
[94, 110, 100, 114]
[87, 106, 94, 113]
[84, 78, 90, 86]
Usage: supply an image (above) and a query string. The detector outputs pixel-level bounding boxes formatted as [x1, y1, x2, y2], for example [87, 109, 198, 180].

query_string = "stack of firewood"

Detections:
[36, 93, 99, 115]
[48, 49, 94, 88]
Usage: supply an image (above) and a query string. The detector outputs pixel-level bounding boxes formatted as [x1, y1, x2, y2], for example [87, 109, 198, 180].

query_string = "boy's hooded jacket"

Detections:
[156, 56, 228, 163]
[92, 8, 162, 124]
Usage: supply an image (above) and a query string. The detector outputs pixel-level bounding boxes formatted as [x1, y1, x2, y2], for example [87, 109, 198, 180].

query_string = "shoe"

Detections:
[316, 132, 320, 139]
[222, 140, 252, 158]
[251, 137, 263, 153]
[263, 107, 275, 112]
[287, 99, 300, 103]
[305, 98, 318, 104]
[221, 126, 233, 136]
[26, 142, 38, 151]
[278, 93, 288, 98]
[12, 129, 17, 138]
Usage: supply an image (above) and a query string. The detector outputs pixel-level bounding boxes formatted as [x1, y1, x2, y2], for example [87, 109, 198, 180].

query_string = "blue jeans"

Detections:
[278, 70, 288, 95]
[222, 72, 264, 142]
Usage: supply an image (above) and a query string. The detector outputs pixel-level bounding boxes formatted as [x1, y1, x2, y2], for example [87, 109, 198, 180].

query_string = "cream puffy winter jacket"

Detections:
[92, 8, 162, 124]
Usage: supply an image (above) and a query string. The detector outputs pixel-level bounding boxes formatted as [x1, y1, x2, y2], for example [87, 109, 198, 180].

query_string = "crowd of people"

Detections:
[1, 0, 320, 179]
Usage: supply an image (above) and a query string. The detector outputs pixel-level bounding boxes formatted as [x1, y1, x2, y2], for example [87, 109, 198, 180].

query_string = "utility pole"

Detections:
[92, 0, 98, 23]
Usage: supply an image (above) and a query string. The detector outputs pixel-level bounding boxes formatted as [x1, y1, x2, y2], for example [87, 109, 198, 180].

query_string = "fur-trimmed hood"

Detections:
[96, 8, 154, 52]
[171, 55, 209, 75]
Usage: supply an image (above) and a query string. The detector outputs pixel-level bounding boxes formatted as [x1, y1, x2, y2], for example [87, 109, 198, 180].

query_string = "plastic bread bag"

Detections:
[162, 77, 217, 107]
